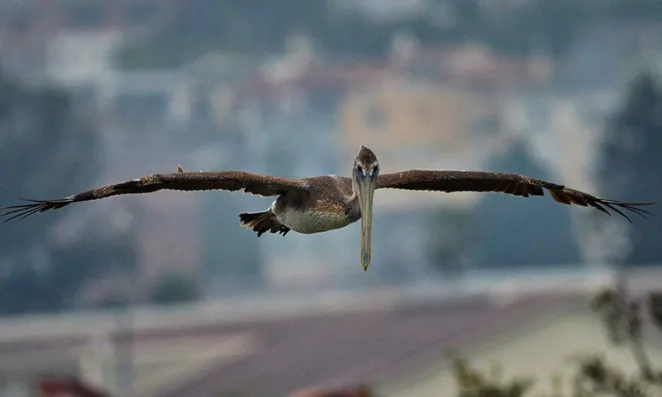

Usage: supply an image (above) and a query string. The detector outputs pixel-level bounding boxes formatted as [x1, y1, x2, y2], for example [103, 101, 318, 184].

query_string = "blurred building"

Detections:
[0, 0, 178, 80]
[45, 29, 125, 87]
[335, 0, 535, 23]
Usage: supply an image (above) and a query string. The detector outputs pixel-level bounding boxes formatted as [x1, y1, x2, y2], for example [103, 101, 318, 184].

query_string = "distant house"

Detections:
[0, 0, 175, 80]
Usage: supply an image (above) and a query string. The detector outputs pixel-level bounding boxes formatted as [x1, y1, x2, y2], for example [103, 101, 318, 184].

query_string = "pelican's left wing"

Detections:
[0, 171, 308, 223]
[376, 170, 654, 222]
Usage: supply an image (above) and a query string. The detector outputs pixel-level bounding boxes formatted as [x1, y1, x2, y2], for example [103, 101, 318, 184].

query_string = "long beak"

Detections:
[358, 175, 376, 271]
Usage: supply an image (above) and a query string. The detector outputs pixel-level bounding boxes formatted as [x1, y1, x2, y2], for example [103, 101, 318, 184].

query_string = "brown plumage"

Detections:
[239, 210, 291, 237]
[0, 171, 309, 223]
[0, 164, 649, 224]
[0, 145, 654, 270]
[375, 170, 653, 222]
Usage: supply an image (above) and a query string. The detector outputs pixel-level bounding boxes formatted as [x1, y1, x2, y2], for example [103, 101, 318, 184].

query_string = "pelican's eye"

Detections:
[356, 165, 364, 175]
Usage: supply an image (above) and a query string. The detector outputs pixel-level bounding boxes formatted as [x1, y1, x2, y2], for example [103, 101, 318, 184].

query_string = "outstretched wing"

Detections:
[0, 171, 308, 223]
[377, 170, 654, 223]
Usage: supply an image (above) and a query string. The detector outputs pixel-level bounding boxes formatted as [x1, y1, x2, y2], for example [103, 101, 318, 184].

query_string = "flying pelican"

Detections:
[0, 146, 654, 271]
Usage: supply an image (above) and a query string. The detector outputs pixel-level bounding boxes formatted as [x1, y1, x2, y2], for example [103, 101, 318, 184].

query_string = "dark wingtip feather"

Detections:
[0, 198, 71, 223]
[590, 201, 612, 217]
[593, 199, 655, 223]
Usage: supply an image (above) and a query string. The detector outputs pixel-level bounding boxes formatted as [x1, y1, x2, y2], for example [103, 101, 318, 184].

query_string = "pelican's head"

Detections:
[353, 145, 379, 271]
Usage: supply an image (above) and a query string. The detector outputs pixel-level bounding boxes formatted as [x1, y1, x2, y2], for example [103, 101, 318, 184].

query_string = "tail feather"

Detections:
[239, 210, 290, 237]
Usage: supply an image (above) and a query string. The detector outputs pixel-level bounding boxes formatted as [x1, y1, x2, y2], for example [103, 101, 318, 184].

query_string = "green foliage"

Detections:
[149, 272, 200, 304]
[0, 68, 137, 314]
[453, 359, 535, 397]
[568, 353, 649, 397]
[452, 276, 662, 397]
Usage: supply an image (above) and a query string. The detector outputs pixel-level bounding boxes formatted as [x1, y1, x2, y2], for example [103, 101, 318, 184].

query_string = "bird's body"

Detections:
[0, 146, 654, 271]
[261, 175, 359, 235]
[271, 198, 357, 234]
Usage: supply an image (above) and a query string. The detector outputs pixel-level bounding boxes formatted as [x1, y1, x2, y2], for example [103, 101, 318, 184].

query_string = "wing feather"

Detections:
[377, 170, 654, 223]
[0, 171, 307, 223]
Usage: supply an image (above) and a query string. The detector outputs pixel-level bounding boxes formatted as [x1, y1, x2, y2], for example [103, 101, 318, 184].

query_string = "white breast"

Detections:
[274, 206, 352, 234]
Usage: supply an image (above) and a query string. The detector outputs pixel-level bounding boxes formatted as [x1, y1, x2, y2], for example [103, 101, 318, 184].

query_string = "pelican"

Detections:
[0, 146, 654, 271]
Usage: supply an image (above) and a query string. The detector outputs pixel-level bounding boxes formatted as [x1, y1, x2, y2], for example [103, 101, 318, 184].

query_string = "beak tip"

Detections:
[362, 261, 370, 272]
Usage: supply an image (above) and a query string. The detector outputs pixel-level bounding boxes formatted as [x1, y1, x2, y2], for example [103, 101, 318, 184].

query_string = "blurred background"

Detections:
[0, 0, 661, 396]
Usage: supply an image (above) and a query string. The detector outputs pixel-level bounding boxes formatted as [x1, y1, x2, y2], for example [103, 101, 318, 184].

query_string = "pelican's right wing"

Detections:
[0, 171, 308, 223]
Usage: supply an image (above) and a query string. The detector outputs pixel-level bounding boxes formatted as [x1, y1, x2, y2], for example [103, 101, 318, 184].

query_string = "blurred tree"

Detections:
[148, 272, 200, 304]
[492, 0, 580, 57]
[201, 148, 263, 296]
[426, 208, 474, 279]
[0, 68, 137, 314]
[453, 359, 535, 397]
[452, 0, 481, 22]
[473, 141, 580, 269]
[599, 70, 662, 265]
